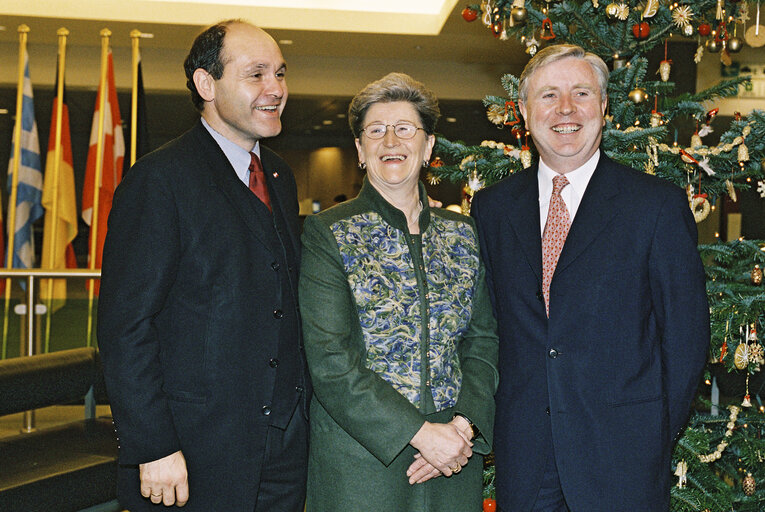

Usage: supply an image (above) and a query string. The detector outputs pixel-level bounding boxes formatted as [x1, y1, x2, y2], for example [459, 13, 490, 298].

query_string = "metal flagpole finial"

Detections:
[18, 24, 30, 34]
[57, 27, 69, 37]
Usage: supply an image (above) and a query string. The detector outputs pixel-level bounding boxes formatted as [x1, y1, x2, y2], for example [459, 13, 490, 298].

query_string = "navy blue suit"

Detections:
[472, 154, 709, 511]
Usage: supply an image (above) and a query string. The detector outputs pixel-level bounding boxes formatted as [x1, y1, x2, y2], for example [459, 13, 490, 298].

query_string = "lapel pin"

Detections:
[272, 172, 279, 178]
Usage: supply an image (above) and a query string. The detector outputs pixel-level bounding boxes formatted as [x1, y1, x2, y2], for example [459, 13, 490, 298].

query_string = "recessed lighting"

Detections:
[312, 125, 322, 130]
[336, 113, 346, 118]
[279, 39, 293, 45]
[322, 119, 333, 125]
[446, 117, 457, 123]
[0, 108, 8, 114]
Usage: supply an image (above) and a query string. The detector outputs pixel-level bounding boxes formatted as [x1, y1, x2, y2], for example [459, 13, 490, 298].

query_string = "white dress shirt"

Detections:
[201, 117, 261, 188]
[538, 150, 600, 236]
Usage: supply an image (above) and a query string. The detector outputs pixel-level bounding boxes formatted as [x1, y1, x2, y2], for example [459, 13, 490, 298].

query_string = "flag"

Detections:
[40, 72, 78, 310]
[6, 53, 44, 270]
[82, 50, 124, 293]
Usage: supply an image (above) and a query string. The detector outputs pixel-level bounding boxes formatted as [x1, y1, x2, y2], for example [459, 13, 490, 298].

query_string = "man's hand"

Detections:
[139, 450, 189, 507]
[409, 421, 472, 477]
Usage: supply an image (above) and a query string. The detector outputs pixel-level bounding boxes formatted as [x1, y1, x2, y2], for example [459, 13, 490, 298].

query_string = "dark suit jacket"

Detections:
[98, 120, 310, 512]
[472, 154, 709, 512]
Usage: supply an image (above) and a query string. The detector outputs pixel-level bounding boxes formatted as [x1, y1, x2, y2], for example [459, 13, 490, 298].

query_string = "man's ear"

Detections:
[193, 68, 215, 103]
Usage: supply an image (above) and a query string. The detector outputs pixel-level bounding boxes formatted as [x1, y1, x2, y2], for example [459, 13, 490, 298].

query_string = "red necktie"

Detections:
[542, 174, 571, 317]
[249, 152, 271, 212]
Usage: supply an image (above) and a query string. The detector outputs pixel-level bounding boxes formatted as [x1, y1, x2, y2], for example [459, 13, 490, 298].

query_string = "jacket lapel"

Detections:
[191, 123, 275, 255]
[505, 167, 543, 283]
[554, 154, 622, 275]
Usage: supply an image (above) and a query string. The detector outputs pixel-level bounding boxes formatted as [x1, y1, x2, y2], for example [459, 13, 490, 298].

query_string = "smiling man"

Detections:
[471, 44, 710, 511]
[98, 20, 310, 512]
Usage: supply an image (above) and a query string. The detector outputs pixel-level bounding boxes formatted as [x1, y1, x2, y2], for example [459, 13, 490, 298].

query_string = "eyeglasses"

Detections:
[360, 123, 425, 140]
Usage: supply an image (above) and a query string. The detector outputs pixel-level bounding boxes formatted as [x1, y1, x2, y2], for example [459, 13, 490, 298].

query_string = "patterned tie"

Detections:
[249, 152, 271, 212]
[542, 174, 571, 317]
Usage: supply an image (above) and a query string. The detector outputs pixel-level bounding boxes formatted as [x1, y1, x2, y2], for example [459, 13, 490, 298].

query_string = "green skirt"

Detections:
[306, 407, 484, 512]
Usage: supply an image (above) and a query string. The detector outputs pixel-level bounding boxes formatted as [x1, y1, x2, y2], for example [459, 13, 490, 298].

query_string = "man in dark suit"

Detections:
[471, 44, 709, 511]
[97, 20, 310, 511]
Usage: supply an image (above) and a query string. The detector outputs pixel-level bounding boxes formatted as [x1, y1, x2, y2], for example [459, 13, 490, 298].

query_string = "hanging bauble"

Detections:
[628, 87, 648, 103]
[734, 343, 750, 370]
[727, 36, 743, 52]
[429, 157, 444, 168]
[658, 60, 671, 81]
[706, 38, 721, 52]
[632, 22, 650, 39]
[511, 7, 528, 24]
[752, 265, 763, 286]
[682, 23, 695, 37]
[492, 22, 502, 37]
[462, 7, 479, 22]
[698, 23, 712, 36]
[742, 473, 756, 496]
[605, 3, 620, 21]
[482, 498, 497, 512]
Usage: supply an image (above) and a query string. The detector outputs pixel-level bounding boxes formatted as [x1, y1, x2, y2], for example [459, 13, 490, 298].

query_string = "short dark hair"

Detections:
[183, 19, 242, 112]
[348, 72, 440, 139]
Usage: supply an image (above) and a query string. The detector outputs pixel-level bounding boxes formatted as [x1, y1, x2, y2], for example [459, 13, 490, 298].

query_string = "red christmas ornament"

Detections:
[483, 498, 497, 512]
[632, 22, 650, 40]
[462, 7, 478, 22]
[698, 23, 712, 36]
[429, 157, 444, 168]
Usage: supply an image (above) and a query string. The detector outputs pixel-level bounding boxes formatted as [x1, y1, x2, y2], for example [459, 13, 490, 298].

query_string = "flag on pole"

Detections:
[40, 73, 78, 309]
[6, 53, 44, 270]
[82, 50, 124, 291]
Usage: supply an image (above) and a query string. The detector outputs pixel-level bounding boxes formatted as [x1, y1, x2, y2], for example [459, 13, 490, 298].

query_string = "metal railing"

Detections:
[0, 269, 101, 433]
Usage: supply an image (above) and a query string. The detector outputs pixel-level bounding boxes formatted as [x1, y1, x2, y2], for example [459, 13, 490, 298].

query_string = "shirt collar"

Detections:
[538, 149, 600, 200]
[201, 117, 260, 183]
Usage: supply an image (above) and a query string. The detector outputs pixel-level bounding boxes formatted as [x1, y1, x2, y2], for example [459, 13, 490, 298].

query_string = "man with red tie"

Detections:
[98, 20, 310, 511]
[471, 44, 709, 511]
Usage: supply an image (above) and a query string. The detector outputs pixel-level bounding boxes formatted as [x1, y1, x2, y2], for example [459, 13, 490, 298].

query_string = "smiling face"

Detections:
[356, 101, 435, 197]
[519, 56, 607, 174]
[194, 23, 287, 150]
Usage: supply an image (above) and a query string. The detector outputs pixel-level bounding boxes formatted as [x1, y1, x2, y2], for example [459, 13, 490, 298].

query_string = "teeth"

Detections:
[381, 155, 405, 161]
[256, 106, 278, 112]
[552, 125, 580, 134]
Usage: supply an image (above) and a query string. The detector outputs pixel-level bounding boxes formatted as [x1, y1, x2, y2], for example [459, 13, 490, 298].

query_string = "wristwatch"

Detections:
[454, 413, 480, 440]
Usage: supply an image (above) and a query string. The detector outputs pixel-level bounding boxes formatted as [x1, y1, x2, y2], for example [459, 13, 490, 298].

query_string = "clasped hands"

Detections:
[406, 417, 473, 485]
[139, 450, 189, 507]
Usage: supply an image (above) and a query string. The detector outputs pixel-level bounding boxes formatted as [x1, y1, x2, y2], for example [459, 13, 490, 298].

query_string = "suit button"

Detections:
[295, 386, 304, 393]
[545, 407, 550, 415]
[273, 309, 283, 319]
[536, 290, 544, 302]
[269, 358, 279, 368]
[548, 348, 559, 359]
[262, 406, 271, 416]
[271, 261, 280, 271]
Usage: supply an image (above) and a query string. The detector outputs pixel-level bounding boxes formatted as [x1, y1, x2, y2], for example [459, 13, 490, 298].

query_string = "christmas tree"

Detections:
[430, 2, 765, 510]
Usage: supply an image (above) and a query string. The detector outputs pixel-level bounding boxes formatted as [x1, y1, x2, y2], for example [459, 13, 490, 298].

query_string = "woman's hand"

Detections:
[409, 421, 472, 477]
[406, 452, 441, 484]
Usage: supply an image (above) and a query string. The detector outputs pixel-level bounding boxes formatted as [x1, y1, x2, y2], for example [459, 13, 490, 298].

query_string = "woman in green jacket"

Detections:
[299, 72, 499, 511]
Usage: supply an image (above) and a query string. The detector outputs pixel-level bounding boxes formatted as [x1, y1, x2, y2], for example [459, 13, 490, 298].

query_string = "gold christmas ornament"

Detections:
[690, 196, 711, 223]
[642, 0, 659, 19]
[742, 472, 756, 496]
[682, 23, 695, 37]
[699, 405, 739, 463]
[725, 179, 737, 202]
[658, 60, 671, 82]
[628, 87, 648, 103]
[691, 133, 702, 148]
[706, 38, 721, 53]
[520, 147, 532, 169]
[605, 2, 620, 20]
[672, 5, 694, 28]
[752, 265, 763, 285]
[734, 343, 750, 370]
[616, 3, 630, 20]
[694, 45, 704, 63]
[486, 104, 506, 125]
[738, 142, 749, 162]
[511, 6, 528, 24]
[727, 36, 743, 52]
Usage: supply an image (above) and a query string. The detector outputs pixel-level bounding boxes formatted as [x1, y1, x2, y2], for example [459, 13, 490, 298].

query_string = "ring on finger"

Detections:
[151, 492, 162, 498]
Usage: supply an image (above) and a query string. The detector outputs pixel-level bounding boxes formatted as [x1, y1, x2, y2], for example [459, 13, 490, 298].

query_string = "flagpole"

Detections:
[86, 28, 111, 348]
[2, 24, 30, 360]
[130, 30, 141, 167]
[42, 28, 69, 353]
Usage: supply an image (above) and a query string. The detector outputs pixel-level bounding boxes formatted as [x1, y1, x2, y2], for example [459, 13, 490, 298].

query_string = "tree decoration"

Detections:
[462, 6, 479, 21]
[742, 472, 756, 496]
[605, 2, 620, 20]
[753, 265, 764, 285]
[759, 180, 765, 198]
[699, 22, 712, 36]
[616, 2, 629, 20]
[672, 4, 694, 28]
[632, 21, 651, 39]
[628, 87, 648, 103]
[642, 0, 659, 19]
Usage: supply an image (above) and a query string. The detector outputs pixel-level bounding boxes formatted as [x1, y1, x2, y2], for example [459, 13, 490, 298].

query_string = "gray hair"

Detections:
[348, 72, 440, 139]
[518, 44, 609, 103]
